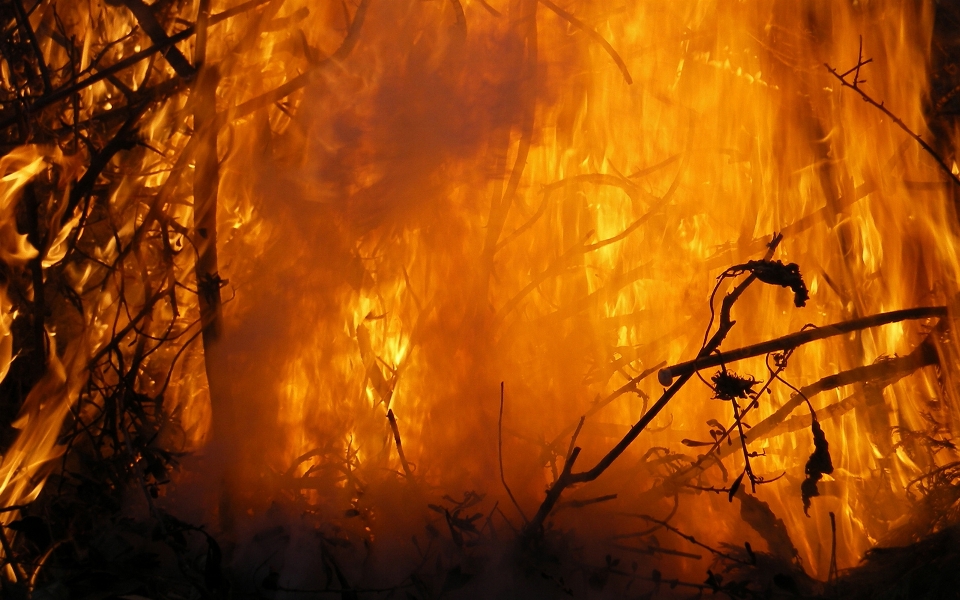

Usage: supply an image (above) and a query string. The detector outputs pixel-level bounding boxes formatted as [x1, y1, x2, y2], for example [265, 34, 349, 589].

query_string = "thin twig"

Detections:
[548, 361, 664, 453]
[494, 177, 675, 326]
[449, 0, 466, 35]
[496, 173, 640, 253]
[825, 39, 960, 188]
[64, 102, 148, 223]
[499, 382, 529, 523]
[611, 542, 702, 560]
[566, 416, 585, 463]
[558, 493, 617, 509]
[0, 523, 26, 583]
[632, 514, 751, 565]
[87, 289, 169, 366]
[12, 0, 51, 93]
[663, 327, 941, 497]
[476, 0, 502, 17]
[386, 409, 416, 483]
[751, 331, 940, 440]
[692, 348, 794, 460]
[731, 399, 757, 491]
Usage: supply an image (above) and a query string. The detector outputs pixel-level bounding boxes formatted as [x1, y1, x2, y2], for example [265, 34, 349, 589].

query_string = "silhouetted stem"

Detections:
[387, 409, 416, 483]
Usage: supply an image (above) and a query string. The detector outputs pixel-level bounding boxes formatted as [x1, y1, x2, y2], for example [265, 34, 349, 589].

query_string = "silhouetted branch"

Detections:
[559, 493, 617, 509]
[449, 0, 466, 35]
[12, 0, 51, 93]
[649, 327, 943, 502]
[476, 0, 502, 17]
[658, 305, 946, 385]
[386, 409, 416, 483]
[631, 514, 750, 565]
[547, 362, 664, 454]
[825, 37, 960, 188]
[500, 383, 529, 523]
[523, 235, 783, 538]
[121, 0, 196, 78]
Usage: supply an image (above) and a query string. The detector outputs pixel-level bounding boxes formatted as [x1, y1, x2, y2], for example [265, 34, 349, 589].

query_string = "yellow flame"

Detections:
[5, 0, 960, 583]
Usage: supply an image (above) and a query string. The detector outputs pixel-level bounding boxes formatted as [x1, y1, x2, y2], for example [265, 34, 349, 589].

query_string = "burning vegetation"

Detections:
[2, 0, 960, 598]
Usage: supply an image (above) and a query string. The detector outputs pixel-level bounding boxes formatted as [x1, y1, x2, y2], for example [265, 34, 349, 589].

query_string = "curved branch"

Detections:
[539, 0, 632, 84]
[216, 0, 372, 127]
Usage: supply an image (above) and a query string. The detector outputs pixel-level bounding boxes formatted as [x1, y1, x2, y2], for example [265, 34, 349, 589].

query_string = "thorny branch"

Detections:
[825, 36, 960, 188]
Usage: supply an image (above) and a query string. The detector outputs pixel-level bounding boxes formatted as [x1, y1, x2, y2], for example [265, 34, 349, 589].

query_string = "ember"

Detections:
[1, 0, 960, 598]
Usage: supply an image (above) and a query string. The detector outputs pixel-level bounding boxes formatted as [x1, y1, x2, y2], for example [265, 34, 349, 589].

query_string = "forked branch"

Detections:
[825, 37, 960, 188]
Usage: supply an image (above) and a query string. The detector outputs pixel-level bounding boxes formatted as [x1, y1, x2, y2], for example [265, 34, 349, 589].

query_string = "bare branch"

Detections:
[386, 409, 416, 483]
[121, 0, 196, 78]
[216, 0, 372, 126]
[825, 43, 960, 188]
[658, 305, 946, 385]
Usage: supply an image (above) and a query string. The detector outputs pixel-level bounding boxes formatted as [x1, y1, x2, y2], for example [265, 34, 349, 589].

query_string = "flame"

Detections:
[4, 0, 960, 587]
[0, 148, 91, 575]
[189, 0, 960, 578]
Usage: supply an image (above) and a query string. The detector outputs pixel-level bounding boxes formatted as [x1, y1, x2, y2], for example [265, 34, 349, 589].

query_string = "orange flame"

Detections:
[4, 0, 960, 585]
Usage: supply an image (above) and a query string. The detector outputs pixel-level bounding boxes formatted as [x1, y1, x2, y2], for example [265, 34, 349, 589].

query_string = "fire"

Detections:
[2, 0, 960, 593]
